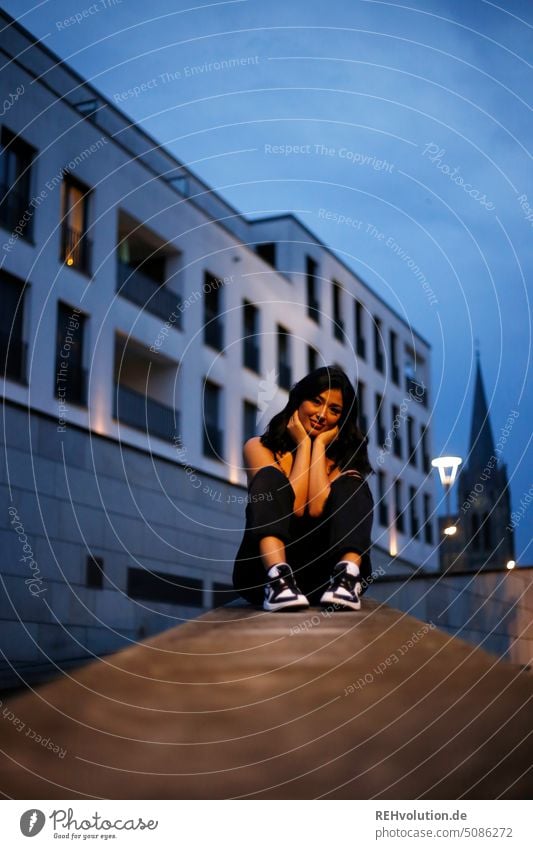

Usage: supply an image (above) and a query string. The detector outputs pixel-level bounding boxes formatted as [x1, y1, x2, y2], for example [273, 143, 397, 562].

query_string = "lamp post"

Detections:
[431, 456, 462, 536]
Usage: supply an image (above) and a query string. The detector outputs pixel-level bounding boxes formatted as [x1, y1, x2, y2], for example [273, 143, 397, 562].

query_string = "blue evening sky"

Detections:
[4, 0, 532, 560]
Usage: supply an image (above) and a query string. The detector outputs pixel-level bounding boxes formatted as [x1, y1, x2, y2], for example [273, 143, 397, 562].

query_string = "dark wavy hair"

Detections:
[260, 365, 373, 477]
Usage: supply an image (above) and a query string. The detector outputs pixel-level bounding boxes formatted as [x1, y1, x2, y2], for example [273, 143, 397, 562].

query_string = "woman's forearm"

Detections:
[288, 438, 312, 517]
[307, 440, 331, 517]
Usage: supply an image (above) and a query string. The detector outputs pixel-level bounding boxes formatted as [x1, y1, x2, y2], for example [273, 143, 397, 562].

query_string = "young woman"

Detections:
[232, 366, 374, 611]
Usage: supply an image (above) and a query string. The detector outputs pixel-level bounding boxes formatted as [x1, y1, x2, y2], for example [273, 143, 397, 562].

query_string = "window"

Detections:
[409, 486, 419, 538]
[204, 271, 224, 351]
[306, 256, 320, 322]
[421, 425, 430, 473]
[424, 493, 433, 544]
[86, 555, 104, 589]
[332, 280, 344, 341]
[127, 567, 204, 607]
[0, 270, 27, 383]
[390, 330, 399, 385]
[203, 380, 222, 458]
[355, 300, 366, 359]
[357, 381, 368, 432]
[392, 404, 402, 458]
[55, 302, 87, 407]
[307, 345, 318, 374]
[277, 325, 291, 390]
[243, 301, 260, 372]
[0, 127, 35, 240]
[374, 316, 385, 373]
[394, 479, 404, 533]
[407, 416, 416, 466]
[375, 392, 386, 447]
[377, 470, 388, 526]
[243, 400, 258, 443]
[256, 242, 276, 267]
[61, 175, 92, 273]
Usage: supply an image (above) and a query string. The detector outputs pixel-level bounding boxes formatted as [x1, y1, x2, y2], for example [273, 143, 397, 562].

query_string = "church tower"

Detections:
[440, 354, 515, 572]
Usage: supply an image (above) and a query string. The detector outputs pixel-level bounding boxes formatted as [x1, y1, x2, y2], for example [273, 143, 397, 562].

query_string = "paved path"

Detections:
[0, 600, 532, 798]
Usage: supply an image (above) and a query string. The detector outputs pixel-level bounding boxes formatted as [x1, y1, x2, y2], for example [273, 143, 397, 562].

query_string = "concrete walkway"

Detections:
[0, 599, 532, 799]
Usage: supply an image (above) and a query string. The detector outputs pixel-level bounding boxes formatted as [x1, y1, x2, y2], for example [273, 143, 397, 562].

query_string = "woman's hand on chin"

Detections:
[287, 411, 310, 445]
[313, 425, 339, 448]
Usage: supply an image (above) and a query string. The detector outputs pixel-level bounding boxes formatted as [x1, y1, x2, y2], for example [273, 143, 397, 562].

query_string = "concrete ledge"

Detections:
[0, 599, 532, 799]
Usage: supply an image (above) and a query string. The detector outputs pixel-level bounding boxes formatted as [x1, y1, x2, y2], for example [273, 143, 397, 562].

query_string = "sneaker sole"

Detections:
[264, 597, 310, 612]
[320, 590, 361, 611]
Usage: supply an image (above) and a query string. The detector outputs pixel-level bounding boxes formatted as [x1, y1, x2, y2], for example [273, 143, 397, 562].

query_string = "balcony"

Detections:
[117, 260, 181, 322]
[0, 184, 33, 240]
[1, 333, 27, 383]
[61, 226, 92, 275]
[114, 384, 178, 443]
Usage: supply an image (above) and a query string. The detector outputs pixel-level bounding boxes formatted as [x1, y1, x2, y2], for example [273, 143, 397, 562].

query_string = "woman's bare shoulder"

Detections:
[243, 437, 292, 484]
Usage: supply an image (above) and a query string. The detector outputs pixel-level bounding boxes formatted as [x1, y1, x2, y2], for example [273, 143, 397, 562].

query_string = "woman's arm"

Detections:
[307, 428, 339, 518]
[286, 412, 312, 517]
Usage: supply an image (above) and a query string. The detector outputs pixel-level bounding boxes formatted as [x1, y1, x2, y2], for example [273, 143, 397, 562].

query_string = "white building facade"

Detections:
[0, 12, 437, 687]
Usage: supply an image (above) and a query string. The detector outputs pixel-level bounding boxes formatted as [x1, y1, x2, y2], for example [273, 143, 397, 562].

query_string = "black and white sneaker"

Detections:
[320, 561, 362, 611]
[264, 563, 310, 612]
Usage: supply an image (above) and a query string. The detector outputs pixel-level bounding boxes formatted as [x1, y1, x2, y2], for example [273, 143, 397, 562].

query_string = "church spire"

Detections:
[467, 355, 495, 470]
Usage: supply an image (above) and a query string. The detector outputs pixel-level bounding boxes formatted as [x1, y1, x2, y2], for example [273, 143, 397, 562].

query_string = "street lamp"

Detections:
[431, 456, 462, 535]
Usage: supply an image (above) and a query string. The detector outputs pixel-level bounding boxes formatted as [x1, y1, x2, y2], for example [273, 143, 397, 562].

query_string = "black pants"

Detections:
[232, 466, 374, 607]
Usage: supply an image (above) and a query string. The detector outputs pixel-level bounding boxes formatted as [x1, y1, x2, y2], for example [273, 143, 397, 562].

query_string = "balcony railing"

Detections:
[117, 260, 181, 322]
[1, 332, 27, 383]
[114, 384, 178, 443]
[61, 226, 92, 274]
[0, 184, 33, 240]
[243, 339, 260, 373]
[55, 362, 88, 406]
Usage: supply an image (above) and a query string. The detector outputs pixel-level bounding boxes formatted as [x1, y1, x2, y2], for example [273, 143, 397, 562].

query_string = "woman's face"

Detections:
[297, 388, 343, 438]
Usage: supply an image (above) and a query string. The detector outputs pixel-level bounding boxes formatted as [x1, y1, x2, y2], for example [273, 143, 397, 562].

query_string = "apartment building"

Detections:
[0, 12, 436, 685]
